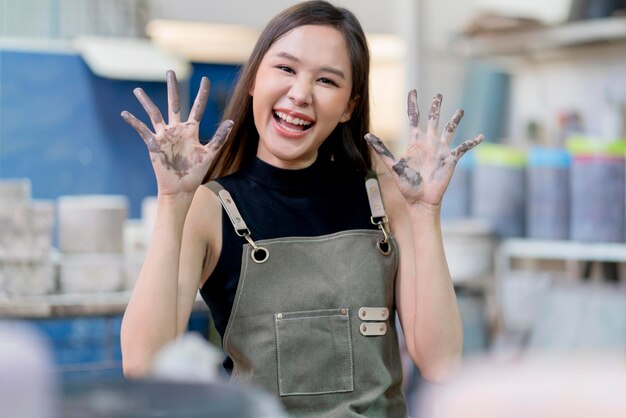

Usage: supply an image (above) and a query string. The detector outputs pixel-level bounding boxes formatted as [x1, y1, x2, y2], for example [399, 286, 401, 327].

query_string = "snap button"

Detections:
[340, 308, 348, 315]
[276, 313, 283, 319]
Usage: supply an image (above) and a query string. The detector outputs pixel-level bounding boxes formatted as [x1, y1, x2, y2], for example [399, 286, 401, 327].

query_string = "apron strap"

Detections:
[365, 173, 391, 256]
[204, 181, 269, 263]
[365, 175, 388, 223]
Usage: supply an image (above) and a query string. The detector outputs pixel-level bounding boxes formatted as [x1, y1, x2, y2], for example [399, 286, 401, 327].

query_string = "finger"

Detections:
[451, 134, 484, 161]
[189, 77, 211, 123]
[441, 109, 465, 145]
[166, 70, 181, 124]
[407, 89, 420, 129]
[206, 119, 234, 152]
[364, 133, 396, 169]
[427, 94, 443, 135]
[133, 88, 164, 128]
[121, 111, 159, 152]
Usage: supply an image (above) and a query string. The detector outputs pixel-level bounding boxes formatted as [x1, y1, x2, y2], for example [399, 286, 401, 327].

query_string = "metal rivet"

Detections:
[370, 187, 376, 192]
[375, 205, 380, 210]
[276, 313, 283, 319]
[340, 308, 347, 315]
[226, 199, 232, 203]
[236, 217, 241, 221]
[361, 310, 366, 317]
[379, 326, 384, 332]
[381, 311, 386, 318]
[362, 325, 367, 332]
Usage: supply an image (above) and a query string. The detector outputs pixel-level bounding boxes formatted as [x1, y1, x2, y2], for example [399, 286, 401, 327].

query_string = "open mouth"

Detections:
[273, 111, 314, 133]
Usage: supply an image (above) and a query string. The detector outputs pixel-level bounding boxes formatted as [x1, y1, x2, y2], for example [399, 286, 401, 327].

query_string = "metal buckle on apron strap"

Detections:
[365, 177, 391, 256]
[216, 189, 269, 264]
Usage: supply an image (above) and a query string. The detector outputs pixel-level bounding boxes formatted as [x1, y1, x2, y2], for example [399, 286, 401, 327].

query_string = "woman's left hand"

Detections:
[365, 90, 483, 209]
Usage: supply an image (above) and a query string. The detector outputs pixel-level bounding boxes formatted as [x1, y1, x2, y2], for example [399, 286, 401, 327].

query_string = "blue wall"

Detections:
[0, 49, 239, 217]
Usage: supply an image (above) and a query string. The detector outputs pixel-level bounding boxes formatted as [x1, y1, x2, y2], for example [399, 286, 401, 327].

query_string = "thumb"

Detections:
[365, 133, 397, 170]
[205, 120, 234, 153]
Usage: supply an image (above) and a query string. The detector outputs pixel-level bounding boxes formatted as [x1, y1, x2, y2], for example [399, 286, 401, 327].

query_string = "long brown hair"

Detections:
[203, 0, 372, 182]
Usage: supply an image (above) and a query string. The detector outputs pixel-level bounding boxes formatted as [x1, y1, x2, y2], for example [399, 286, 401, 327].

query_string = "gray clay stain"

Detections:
[393, 158, 423, 188]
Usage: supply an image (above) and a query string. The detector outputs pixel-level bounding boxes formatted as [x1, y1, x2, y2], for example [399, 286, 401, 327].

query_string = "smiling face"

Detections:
[250, 24, 355, 169]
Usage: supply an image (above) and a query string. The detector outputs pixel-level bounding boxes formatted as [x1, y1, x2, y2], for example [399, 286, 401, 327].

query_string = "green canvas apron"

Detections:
[206, 177, 408, 418]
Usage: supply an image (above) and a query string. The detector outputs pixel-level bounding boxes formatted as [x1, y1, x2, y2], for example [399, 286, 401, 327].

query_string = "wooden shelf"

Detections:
[454, 16, 626, 58]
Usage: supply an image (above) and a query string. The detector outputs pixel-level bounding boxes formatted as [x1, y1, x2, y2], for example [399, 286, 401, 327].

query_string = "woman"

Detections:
[120, 1, 482, 416]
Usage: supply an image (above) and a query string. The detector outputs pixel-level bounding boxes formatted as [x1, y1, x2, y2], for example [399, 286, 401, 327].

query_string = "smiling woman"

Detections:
[252, 25, 356, 168]
[119, 1, 483, 417]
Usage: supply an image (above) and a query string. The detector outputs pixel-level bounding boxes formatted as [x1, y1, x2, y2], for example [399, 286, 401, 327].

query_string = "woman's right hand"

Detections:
[121, 70, 233, 197]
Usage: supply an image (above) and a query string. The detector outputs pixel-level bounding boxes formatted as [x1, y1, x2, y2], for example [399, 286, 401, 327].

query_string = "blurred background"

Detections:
[1, 0, 626, 417]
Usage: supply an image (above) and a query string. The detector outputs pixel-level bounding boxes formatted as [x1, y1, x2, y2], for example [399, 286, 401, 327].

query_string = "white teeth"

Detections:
[275, 111, 312, 126]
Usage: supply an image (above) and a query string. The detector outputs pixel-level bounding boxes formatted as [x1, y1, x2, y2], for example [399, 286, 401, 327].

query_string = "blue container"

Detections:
[472, 144, 526, 237]
[568, 138, 625, 243]
[527, 147, 571, 240]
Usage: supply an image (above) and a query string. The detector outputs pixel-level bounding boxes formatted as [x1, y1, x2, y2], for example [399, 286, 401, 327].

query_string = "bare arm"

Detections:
[119, 71, 232, 377]
[366, 91, 483, 383]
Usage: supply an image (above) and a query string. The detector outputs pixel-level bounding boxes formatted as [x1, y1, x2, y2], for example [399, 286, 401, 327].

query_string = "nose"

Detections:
[288, 77, 313, 106]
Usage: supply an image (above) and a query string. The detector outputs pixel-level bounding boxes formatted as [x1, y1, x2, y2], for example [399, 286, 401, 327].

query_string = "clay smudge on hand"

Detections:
[452, 134, 484, 161]
[364, 133, 395, 160]
[191, 77, 211, 123]
[428, 94, 443, 128]
[121, 110, 160, 153]
[392, 158, 423, 188]
[167, 70, 181, 115]
[134, 88, 164, 126]
[158, 150, 192, 179]
[145, 136, 160, 153]
[443, 109, 464, 134]
[407, 90, 419, 128]
[210, 120, 234, 150]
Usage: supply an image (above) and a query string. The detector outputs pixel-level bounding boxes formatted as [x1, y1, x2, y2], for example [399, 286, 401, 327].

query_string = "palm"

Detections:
[366, 91, 483, 207]
[121, 70, 232, 196]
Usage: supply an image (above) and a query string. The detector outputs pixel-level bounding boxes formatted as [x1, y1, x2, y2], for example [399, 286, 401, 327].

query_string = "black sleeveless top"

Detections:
[199, 156, 378, 370]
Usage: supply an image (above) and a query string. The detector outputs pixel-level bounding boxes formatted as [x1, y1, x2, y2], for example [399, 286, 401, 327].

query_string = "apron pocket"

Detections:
[274, 308, 354, 396]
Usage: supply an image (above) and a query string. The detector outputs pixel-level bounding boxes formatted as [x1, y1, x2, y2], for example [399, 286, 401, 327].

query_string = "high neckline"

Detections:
[241, 156, 326, 190]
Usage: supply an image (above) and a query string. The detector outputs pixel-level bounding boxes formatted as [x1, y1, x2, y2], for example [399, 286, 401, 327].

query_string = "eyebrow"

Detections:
[275, 51, 346, 79]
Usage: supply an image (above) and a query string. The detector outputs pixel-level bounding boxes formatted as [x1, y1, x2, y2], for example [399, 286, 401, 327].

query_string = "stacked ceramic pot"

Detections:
[57, 195, 128, 293]
[0, 178, 55, 297]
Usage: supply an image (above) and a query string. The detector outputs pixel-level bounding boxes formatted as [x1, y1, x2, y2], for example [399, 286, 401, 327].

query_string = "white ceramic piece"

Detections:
[57, 195, 128, 253]
[58, 253, 124, 293]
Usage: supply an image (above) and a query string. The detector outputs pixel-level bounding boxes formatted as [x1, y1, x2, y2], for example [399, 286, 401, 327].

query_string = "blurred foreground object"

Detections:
[62, 378, 287, 418]
[0, 322, 57, 418]
[419, 353, 626, 418]
[150, 332, 223, 384]
[63, 332, 287, 417]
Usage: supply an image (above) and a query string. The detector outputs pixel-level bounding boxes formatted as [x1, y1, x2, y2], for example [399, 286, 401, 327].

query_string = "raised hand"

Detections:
[121, 70, 233, 196]
[365, 90, 483, 208]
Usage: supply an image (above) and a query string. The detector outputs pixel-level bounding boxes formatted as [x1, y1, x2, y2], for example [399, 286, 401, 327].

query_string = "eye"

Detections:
[318, 77, 338, 87]
[277, 65, 295, 74]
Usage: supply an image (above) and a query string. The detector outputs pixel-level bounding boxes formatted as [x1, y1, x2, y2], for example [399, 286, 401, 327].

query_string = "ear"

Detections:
[339, 96, 358, 123]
